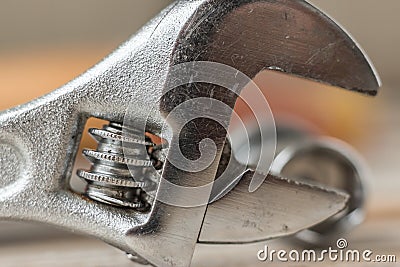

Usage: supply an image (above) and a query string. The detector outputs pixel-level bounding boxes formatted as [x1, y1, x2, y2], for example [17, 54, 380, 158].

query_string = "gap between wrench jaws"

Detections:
[0, 0, 380, 267]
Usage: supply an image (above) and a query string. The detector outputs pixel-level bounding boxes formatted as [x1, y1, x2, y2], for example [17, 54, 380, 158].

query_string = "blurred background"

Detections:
[0, 1, 399, 266]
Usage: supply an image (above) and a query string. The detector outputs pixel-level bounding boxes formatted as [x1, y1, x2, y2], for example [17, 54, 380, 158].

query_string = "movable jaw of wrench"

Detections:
[0, 1, 380, 267]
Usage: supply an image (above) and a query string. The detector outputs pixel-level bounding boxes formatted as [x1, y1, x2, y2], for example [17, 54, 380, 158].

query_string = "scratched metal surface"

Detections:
[0, 0, 398, 266]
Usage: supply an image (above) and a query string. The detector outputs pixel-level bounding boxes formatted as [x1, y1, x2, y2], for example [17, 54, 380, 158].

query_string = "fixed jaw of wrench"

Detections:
[0, 0, 380, 267]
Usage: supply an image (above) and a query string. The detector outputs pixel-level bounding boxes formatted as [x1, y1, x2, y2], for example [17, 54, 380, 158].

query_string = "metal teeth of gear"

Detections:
[89, 128, 154, 146]
[77, 122, 163, 210]
[77, 170, 146, 188]
[83, 150, 153, 167]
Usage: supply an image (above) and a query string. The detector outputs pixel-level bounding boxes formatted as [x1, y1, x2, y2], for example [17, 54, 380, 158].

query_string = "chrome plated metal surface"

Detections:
[272, 137, 368, 246]
[232, 122, 368, 246]
[0, 0, 380, 266]
[200, 171, 349, 244]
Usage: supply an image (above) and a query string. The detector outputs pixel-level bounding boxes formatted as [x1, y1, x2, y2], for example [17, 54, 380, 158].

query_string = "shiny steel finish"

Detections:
[200, 171, 349, 244]
[0, 0, 380, 266]
[272, 138, 367, 246]
[200, 126, 348, 244]
[230, 123, 368, 246]
[78, 122, 161, 209]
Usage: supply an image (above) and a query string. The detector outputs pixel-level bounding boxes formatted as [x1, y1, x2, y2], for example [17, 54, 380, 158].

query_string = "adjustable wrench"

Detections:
[0, 0, 380, 266]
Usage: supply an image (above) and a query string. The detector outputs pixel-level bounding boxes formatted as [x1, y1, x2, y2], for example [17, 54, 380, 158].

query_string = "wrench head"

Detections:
[155, 0, 379, 265]
[171, 0, 380, 95]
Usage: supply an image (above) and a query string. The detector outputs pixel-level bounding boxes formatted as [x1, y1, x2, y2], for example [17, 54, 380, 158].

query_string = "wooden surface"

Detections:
[0, 219, 398, 267]
[0, 46, 399, 266]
